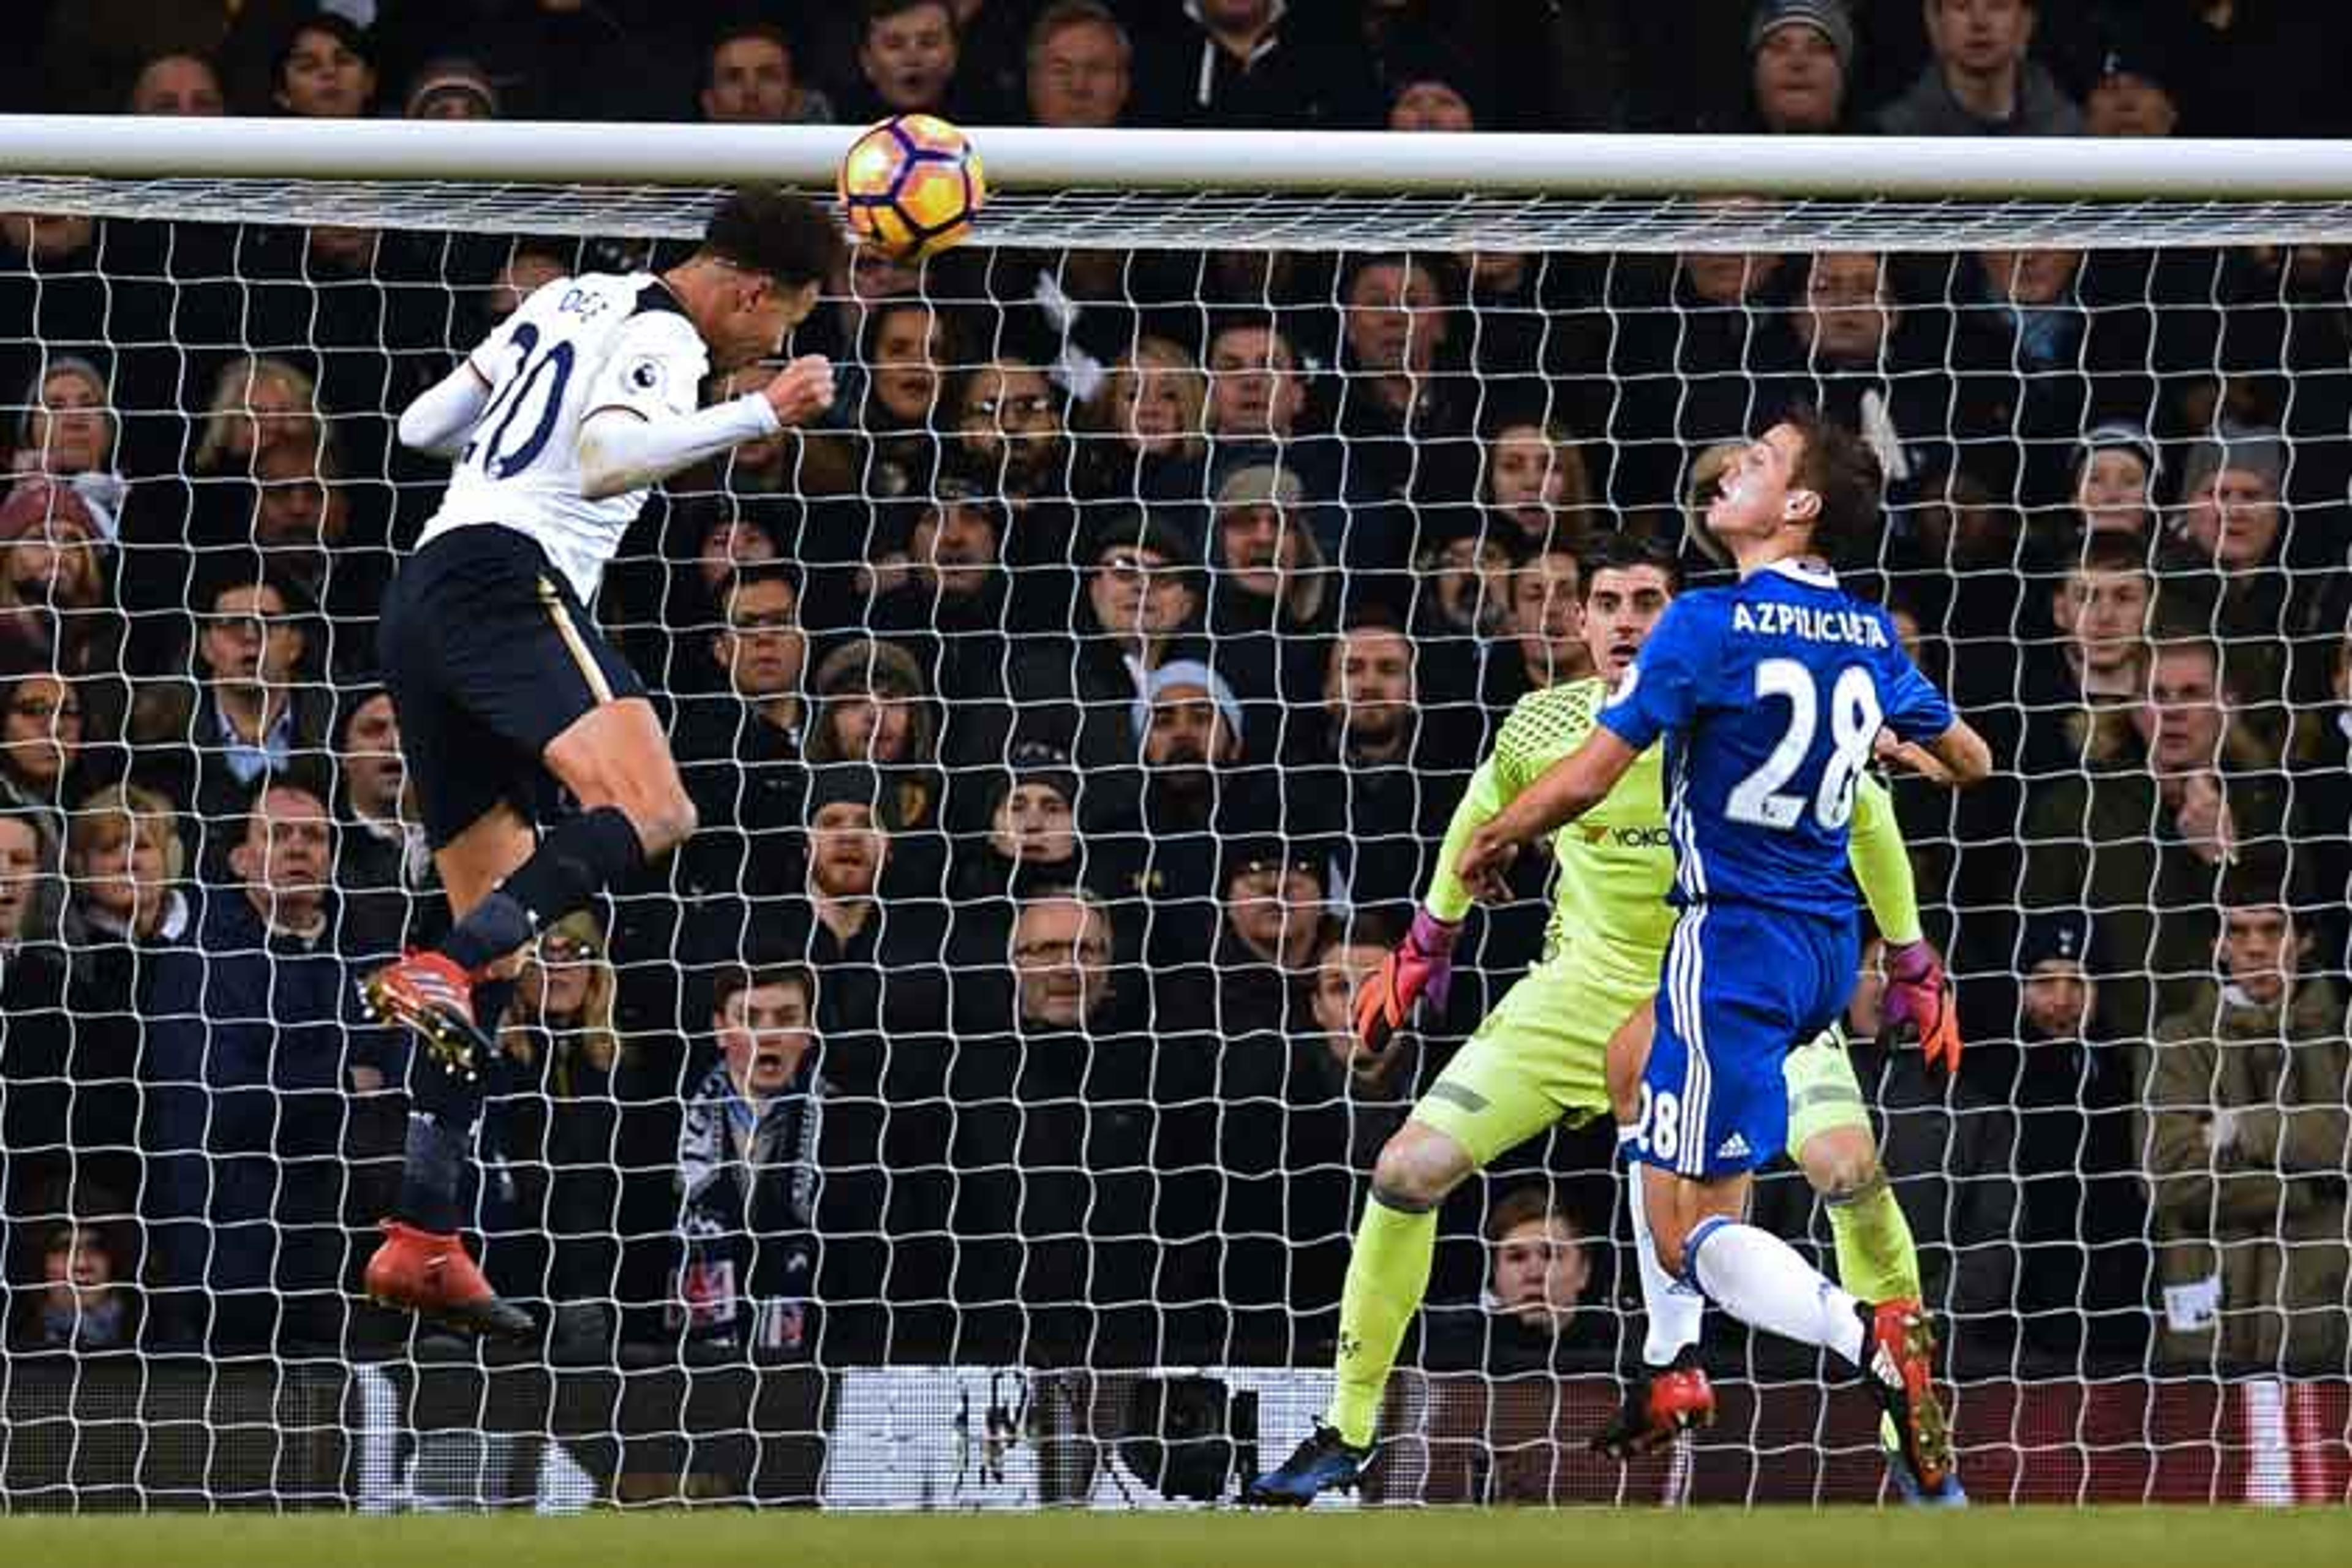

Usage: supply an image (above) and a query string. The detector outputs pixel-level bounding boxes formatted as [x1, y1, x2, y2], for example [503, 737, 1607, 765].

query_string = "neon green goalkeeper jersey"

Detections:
[1425, 676, 1918, 984]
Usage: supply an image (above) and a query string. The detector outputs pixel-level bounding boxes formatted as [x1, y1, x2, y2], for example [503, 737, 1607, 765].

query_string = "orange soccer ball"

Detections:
[835, 114, 987, 262]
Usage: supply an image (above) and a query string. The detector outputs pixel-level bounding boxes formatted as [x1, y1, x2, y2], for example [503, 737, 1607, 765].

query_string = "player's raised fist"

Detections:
[1352, 908, 1458, 1055]
[763, 354, 836, 426]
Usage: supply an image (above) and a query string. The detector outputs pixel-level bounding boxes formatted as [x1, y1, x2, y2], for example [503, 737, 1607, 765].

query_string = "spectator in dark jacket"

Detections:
[673, 563, 810, 911]
[948, 888, 1159, 1363]
[1129, 0, 1379, 130]
[143, 772, 397, 1348]
[672, 963, 827, 1362]
[1423, 1186, 1611, 1373]
[1874, 0, 2083, 137]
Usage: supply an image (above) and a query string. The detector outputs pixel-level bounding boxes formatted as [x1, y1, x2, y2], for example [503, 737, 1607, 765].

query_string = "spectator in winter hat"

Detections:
[1133, 659, 1245, 768]
[2081, 21, 2182, 138]
[1748, 0, 1856, 134]
[1388, 74, 1476, 132]
[2172, 434, 2286, 573]
[404, 58, 500, 121]
[2018, 910, 2097, 1042]
[2070, 421, 2162, 543]
[0, 479, 116, 680]
[954, 739, 1088, 905]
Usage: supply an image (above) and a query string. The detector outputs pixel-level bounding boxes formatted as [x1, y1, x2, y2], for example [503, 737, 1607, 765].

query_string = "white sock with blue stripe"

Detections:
[1626, 1145, 1706, 1366]
[1684, 1216, 1867, 1366]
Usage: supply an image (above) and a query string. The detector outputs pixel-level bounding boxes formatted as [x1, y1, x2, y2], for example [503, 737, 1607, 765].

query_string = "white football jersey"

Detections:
[417, 271, 709, 603]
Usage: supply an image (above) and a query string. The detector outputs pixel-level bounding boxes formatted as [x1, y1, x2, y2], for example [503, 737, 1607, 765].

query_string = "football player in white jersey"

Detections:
[358, 187, 841, 1337]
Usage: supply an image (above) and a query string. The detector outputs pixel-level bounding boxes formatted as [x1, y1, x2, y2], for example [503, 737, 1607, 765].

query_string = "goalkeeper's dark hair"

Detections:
[703, 185, 843, 290]
[1780, 404, 1882, 559]
[1576, 529, 1681, 601]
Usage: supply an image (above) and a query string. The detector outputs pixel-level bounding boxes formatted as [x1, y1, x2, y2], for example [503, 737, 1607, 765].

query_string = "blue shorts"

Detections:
[1626, 901, 1858, 1177]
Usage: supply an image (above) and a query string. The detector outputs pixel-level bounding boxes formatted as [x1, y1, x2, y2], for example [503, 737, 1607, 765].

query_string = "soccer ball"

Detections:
[836, 114, 987, 262]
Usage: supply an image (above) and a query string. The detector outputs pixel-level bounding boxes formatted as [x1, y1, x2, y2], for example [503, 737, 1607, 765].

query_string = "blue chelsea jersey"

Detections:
[1597, 559, 1954, 919]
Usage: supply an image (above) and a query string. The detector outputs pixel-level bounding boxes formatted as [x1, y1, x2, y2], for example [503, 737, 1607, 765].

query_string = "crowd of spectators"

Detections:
[0, 1, 2348, 1383]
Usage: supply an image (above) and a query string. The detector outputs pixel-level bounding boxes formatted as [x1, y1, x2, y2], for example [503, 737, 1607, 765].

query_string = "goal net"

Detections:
[1, 121, 2348, 1510]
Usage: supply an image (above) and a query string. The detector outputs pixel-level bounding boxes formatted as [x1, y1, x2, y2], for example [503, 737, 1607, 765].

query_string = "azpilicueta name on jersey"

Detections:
[1730, 600, 1890, 647]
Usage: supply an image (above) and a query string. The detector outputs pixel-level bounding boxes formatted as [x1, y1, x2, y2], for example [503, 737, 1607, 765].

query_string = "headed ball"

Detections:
[836, 114, 987, 262]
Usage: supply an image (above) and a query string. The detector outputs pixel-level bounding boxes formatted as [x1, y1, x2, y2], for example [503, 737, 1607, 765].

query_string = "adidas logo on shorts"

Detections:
[1716, 1132, 1751, 1160]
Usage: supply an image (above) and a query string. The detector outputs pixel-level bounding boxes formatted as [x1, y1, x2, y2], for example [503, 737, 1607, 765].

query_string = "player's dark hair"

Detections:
[1576, 530, 1681, 601]
[1780, 404, 1881, 558]
[710, 962, 817, 1024]
[702, 185, 843, 290]
[1483, 1185, 1583, 1247]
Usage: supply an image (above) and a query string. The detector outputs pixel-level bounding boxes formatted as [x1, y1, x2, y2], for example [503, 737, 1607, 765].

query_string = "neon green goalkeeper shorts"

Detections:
[1781, 1024, 1872, 1156]
[1409, 953, 1643, 1168]
[1411, 957, 1875, 1171]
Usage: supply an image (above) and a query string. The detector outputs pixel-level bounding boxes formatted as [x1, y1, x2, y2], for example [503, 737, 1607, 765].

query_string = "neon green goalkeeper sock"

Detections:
[1825, 1170, 1923, 1306]
[1325, 1193, 1437, 1450]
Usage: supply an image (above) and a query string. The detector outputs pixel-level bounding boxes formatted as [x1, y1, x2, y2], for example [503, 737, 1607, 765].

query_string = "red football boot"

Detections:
[1591, 1351, 1717, 1458]
[363, 1220, 534, 1341]
[358, 950, 496, 1076]
[1863, 1297, 1954, 1496]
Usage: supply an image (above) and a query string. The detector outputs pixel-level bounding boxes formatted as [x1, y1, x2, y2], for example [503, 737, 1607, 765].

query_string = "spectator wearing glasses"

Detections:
[673, 563, 811, 913]
[146, 569, 333, 878]
[478, 911, 625, 1357]
[0, 674, 91, 829]
[949, 888, 1157, 1362]
[1006, 509, 1205, 778]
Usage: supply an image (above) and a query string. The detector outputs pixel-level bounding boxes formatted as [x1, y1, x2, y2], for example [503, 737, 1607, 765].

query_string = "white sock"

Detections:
[1626, 1148, 1705, 1366]
[1687, 1219, 1867, 1366]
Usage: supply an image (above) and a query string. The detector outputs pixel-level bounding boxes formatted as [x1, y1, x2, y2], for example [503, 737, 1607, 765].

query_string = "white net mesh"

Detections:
[1, 170, 2348, 1510]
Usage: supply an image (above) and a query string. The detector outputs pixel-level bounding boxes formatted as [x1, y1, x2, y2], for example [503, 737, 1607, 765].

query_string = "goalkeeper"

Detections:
[1246, 532, 1961, 1505]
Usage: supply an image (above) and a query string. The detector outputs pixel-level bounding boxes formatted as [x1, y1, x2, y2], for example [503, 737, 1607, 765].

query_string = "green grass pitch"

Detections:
[5, 1508, 2347, 1568]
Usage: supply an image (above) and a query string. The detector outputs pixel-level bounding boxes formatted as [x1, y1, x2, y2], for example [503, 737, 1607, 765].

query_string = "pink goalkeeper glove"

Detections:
[1880, 938, 1962, 1076]
[1353, 908, 1458, 1056]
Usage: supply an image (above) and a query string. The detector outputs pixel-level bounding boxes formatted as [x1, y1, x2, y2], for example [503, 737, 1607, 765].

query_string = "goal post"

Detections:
[0, 116, 2348, 1511]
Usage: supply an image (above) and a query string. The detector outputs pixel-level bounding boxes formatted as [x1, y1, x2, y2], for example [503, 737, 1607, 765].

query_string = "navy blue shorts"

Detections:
[1626, 900, 1858, 1178]
[377, 525, 644, 849]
